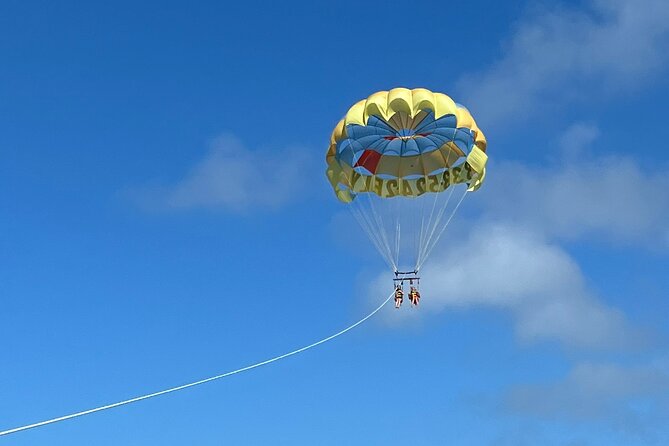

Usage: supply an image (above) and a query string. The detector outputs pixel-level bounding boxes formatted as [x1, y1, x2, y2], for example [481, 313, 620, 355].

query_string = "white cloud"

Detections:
[458, 0, 669, 127]
[479, 147, 669, 247]
[421, 224, 642, 349]
[558, 122, 600, 160]
[133, 135, 314, 213]
[505, 359, 669, 426]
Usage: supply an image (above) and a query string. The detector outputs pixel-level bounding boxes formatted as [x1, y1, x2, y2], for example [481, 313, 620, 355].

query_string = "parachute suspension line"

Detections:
[0, 290, 396, 438]
[364, 191, 397, 271]
[415, 185, 443, 271]
[396, 219, 401, 270]
[411, 206, 416, 269]
[347, 205, 395, 271]
[423, 184, 457, 256]
[415, 194, 423, 269]
[394, 197, 401, 269]
[349, 198, 396, 271]
[411, 196, 418, 270]
[340, 164, 395, 271]
[417, 188, 469, 270]
[373, 194, 397, 271]
[416, 183, 457, 270]
[415, 191, 429, 269]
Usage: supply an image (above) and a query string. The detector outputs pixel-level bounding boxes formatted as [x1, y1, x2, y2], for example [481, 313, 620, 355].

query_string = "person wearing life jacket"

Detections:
[394, 285, 404, 309]
[409, 286, 421, 306]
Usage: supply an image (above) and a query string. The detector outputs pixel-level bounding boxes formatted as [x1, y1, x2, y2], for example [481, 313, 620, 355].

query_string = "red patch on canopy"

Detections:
[354, 149, 382, 174]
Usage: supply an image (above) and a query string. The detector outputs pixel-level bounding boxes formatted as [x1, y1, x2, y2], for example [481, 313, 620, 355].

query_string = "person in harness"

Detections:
[394, 284, 404, 309]
[409, 286, 421, 306]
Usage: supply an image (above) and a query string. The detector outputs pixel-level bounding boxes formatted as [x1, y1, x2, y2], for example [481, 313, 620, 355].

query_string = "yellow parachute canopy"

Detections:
[326, 87, 487, 203]
[325, 88, 489, 272]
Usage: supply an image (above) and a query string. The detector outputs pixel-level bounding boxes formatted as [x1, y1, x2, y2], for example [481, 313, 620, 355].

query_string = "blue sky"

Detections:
[1, 0, 668, 444]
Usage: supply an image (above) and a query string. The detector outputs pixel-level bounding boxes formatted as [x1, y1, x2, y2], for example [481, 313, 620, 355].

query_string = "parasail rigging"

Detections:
[326, 88, 488, 303]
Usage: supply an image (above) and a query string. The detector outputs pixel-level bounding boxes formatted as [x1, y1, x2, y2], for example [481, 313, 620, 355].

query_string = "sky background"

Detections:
[1, 0, 668, 444]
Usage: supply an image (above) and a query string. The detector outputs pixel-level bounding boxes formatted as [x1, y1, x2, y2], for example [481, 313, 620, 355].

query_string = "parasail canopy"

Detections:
[325, 87, 488, 273]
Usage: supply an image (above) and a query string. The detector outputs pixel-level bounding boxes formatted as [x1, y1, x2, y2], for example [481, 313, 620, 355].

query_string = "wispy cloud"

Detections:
[504, 359, 669, 436]
[131, 134, 315, 213]
[373, 223, 645, 350]
[480, 124, 669, 247]
[458, 0, 669, 127]
[558, 122, 600, 160]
